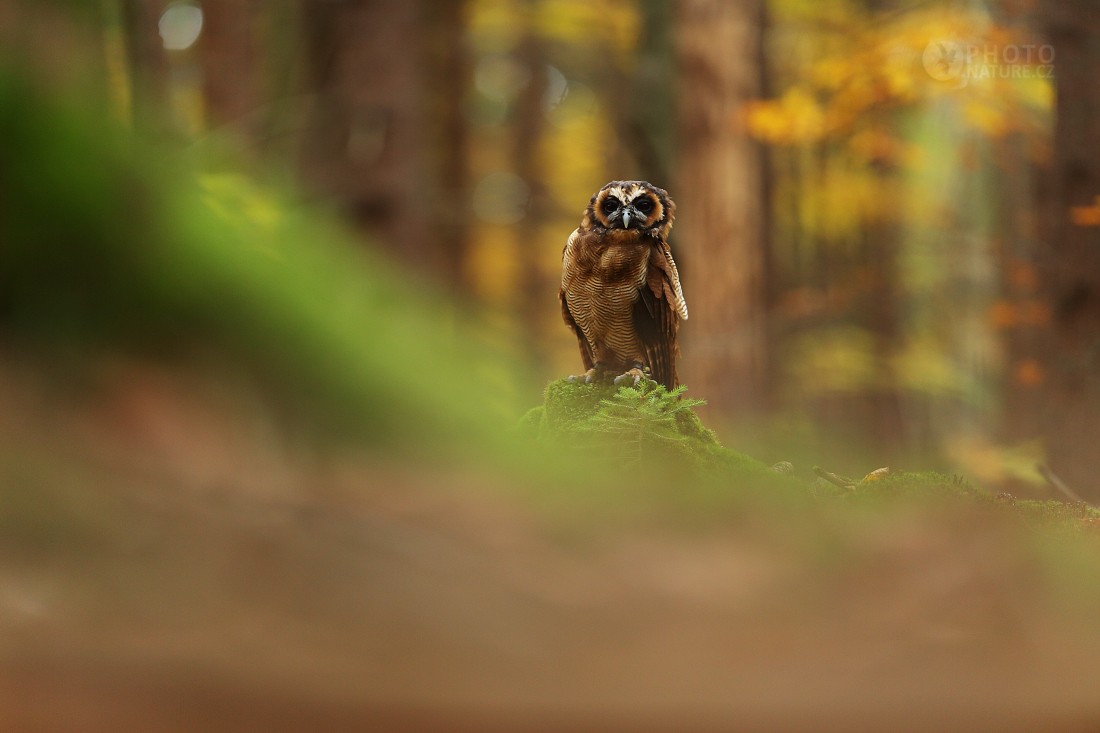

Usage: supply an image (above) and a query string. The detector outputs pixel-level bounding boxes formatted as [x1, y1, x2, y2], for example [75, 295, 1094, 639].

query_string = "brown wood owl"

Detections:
[559, 181, 688, 389]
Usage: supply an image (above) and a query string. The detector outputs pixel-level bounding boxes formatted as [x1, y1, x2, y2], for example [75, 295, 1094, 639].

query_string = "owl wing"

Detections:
[633, 240, 688, 390]
[560, 229, 594, 372]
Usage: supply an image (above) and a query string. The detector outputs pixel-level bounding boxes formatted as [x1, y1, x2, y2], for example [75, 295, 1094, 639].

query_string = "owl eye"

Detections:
[601, 198, 620, 215]
[635, 197, 654, 213]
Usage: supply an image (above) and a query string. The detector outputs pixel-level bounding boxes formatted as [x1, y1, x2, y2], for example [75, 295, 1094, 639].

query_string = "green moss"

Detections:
[532, 382, 1100, 528]
[1000, 498, 1100, 524]
[850, 471, 987, 500]
[542, 379, 614, 434]
[533, 377, 784, 486]
[515, 405, 546, 440]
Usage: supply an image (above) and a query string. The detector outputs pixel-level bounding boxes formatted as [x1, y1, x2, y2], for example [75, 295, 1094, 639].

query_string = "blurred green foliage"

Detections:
[0, 69, 508, 452]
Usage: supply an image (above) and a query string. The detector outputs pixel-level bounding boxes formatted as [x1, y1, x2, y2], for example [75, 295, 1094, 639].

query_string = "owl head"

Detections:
[585, 180, 675, 238]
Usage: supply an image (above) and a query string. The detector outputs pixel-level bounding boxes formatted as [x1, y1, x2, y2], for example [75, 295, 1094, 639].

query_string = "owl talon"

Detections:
[568, 368, 601, 384]
[613, 367, 647, 387]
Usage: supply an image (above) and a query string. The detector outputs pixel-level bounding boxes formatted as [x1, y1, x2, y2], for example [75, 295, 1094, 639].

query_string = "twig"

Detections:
[813, 466, 855, 491]
[1037, 463, 1091, 505]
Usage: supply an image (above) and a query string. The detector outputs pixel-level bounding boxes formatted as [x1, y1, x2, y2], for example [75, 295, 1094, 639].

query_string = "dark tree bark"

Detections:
[119, 0, 171, 136]
[997, 134, 1046, 447]
[292, 0, 472, 285]
[513, 23, 550, 372]
[1036, 0, 1100, 495]
[604, 0, 675, 184]
[198, 0, 264, 146]
[425, 0, 471, 294]
[297, 0, 432, 269]
[673, 0, 769, 416]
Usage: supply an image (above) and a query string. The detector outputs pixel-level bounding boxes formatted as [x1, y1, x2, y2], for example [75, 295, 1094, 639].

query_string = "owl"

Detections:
[559, 181, 688, 390]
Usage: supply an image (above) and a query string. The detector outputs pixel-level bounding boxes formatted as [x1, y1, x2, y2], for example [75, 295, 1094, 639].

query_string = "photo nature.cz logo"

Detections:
[922, 39, 1055, 85]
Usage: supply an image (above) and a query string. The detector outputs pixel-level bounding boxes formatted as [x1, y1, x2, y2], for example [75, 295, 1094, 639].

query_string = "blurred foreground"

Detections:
[4, 357, 1100, 732]
[3, 39, 1100, 733]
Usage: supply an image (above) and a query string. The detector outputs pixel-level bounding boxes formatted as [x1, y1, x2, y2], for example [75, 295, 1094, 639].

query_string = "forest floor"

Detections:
[3, 361, 1100, 733]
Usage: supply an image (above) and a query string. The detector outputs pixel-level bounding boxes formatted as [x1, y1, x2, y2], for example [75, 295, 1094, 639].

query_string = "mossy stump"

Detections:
[519, 378, 782, 485]
[520, 379, 1100, 530]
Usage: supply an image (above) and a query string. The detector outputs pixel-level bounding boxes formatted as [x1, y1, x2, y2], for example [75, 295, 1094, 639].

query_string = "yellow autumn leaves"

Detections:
[745, 7, 1052, 148]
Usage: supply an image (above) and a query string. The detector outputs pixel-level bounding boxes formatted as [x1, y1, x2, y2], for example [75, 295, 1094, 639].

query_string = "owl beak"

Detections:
[621, 211, 632, 229]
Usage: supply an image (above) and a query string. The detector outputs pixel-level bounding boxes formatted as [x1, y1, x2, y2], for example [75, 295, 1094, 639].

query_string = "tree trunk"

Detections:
[297, 0, 432, 269]
[424, 0, 471, 295]
[199, 0, 263, 146]
[1037, 0, 1100, 496]
[513, 23, 550, 374]
[119, 0, 170, 137]
[673, 0, 768, 416]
